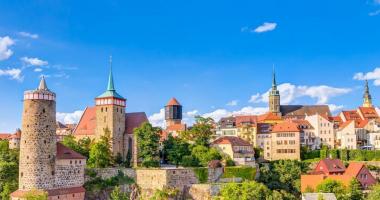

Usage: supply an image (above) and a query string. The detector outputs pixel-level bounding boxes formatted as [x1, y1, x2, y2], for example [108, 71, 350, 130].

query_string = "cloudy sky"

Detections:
[1, 0, 380, 131]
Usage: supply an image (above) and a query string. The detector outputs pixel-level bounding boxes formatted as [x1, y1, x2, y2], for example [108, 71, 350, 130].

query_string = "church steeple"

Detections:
[96, 56, 125, 100]
[363, 79, 373, 107]
[269, 67, 281, 116]
[107, 56, 115, 91]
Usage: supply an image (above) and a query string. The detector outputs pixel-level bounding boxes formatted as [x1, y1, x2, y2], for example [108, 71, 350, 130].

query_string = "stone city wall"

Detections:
[85, 168, 136, 182]
[55, 159, 86, 188]
[188, 184, 221, 200]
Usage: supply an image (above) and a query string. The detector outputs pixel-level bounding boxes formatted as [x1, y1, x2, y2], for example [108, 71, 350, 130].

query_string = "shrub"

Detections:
[193, 168, 208, 183]
[340, 149, 348, 161]
[222, 166, 256, 181]
[329, 149, 339, 159]
[181, 155, 199, 167]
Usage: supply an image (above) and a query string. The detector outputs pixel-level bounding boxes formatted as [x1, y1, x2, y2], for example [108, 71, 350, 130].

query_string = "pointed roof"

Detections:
[97, 57, 125, 99]
[364, 79, 370, 97]
[38, 76, 48, 90]
[272, 66, 277, 89]
[166, 97, 181, 106]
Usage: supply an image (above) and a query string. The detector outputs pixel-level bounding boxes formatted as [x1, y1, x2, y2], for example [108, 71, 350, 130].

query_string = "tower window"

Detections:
[42, 109, 45, 113]
[21, 172, 23, 177]
[106, 107, 108, 112]
[101, 108, 103, 112]
[52, 171, 55, 175]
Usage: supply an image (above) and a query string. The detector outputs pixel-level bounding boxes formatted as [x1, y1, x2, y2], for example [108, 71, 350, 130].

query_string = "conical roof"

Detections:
[97, 58, 125, 99]
[166, 97, 181, 106]
[38, 76, 48, 90]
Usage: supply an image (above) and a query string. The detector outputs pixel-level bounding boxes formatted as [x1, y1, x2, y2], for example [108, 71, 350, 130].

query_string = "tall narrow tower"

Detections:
[269, 68, 281, 116]
[363, 79, 373, 108]
[19, 77, 57, 190]
[165, 97, 183, 126]
[95, 57, 126, 157]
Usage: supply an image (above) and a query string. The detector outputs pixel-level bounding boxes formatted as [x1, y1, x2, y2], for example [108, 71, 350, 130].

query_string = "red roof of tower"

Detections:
[166, 97, 181, 106]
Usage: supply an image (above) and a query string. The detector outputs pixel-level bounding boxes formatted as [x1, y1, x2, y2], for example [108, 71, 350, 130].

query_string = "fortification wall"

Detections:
[55, 159, 86, 188]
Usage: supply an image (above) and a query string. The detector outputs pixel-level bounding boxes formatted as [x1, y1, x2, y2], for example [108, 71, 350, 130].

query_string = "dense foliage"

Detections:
[179, 116, 214, 146]
[315, 178, 363, 200]
[216, 181, 297, 200]
[84, 170, 134, 193]
[258, 160, 309, 198]
[134, 122, 161, 168]
[162, 134, 191, 167]
[87, 129, 113, 168]
[222, 166, 256, 181]
[62, 135, 92, 158]
[302, 147, 380, 161]
[368, 184, 380, 200]
[110, 186, 129, 200]
[0, 140, 19, 200]
[193, 168, 208, 183]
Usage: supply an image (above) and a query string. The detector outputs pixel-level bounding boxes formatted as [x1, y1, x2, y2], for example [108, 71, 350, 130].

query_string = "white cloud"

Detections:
[250, 83, 351, 105]
[254, 22, 277, 33]
[21, 57, 48, 66]
[0, 36, 14, 60]
[0, 68, 23, 81]
[328, 104, 344, 114]
[226, 100, 238, 106]
[148, 108, 165, 128]
[353, 68, 380, 86]
[249, 93, 261, 103]
[18, 31, 39, 39]
[56, 110, 84, 124]
[202, 106, 268, 122]
[369, 9, 380, 16]
[186, 110, 199, 117]
[34, 68, 43, 72]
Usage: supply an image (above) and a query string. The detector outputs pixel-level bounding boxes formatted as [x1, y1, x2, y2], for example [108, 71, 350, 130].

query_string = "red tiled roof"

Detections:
[257, 112, 282, 122]
[125, 112, 148, 135]
[344, 162, 364, 176]
[301, 174, 352, 192]
[166, 123, 186, 132]
[166, 97, 181, 106]
[329, 116, 343, 123]
[342, 110, 361, 121]
[292, 119, 314, 129]
[8, 130, 21, 139]
[339, 120, 354, 130]
[0, 133, 11, 140]
[212, 136, 251, 146]
[236, 115, 257, 127]
[73, 107, 148, 136]
[358, 107, 379, 119]
[56, 142, 86, 160]
[11, 186, 85, 198]
[271, 121, 300, 132]
[317, 159, 346, 173]
[73, 107, 96, 136]
[355, 120, 369, 128]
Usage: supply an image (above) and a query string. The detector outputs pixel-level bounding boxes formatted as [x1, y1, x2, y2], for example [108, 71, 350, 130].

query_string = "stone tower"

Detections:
[95, 58, 126, 157]
[269, 68, 281, 116]
[165, 97, 183, 126]
[363, 79, 373, 108]
[19, 77, 57, 190]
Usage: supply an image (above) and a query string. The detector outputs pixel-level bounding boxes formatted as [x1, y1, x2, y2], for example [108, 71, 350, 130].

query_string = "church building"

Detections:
[73, 60, 148, 161]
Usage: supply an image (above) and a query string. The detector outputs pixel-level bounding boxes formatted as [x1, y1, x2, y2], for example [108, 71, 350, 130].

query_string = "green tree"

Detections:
[23, 190, 48, 200]
[191, 145, 221, 166]
[316, 179, 346, 200]
[88, 129, 112, 168]
[165, 135, 191, 167]
[134, 122, 161, 168]
[0, 140, 19, 199]
[346, 178, 363, 200]
[367, 183, 380, 200]
[110, 186, 129, 200]
[218, 181, 271, 200]
[62, 135, 92, 158]
[180, 116, 214, 146]
[124, 150, 132, 168]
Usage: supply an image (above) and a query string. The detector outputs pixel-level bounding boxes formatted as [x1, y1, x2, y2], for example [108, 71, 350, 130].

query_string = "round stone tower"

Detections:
[19, 77, 57, 190]
[165, 97, 183, 126]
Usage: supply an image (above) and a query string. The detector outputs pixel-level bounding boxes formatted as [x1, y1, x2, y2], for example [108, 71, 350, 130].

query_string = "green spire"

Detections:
[364, 79, 369, 95]
[272, 65, 277, 89]
[107, 56, 115, 91]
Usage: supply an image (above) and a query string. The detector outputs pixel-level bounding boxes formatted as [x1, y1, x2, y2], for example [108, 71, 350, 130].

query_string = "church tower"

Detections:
[363, 79, 373, 108]
[95, 57, 126, 157]
[19, 77, 57, 190]
[269, 69, 281, 116]
[165, 97, 183, 126]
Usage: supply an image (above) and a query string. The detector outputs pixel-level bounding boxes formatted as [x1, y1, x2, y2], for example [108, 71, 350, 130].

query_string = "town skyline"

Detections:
[1, 0, 380, 132]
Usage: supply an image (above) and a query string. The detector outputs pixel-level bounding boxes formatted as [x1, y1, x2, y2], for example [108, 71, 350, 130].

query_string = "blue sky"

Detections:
[1, 0, 380, 131]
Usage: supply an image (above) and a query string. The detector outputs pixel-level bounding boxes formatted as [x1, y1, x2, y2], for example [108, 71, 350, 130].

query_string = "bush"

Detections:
[329, 149, 339, 159]
[181, 155, 199, 167]
[340, 149, 348, 161]
[320, 149, 328, 159]
[193, 168, 208, 183]
[222, 166, 256, 181]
